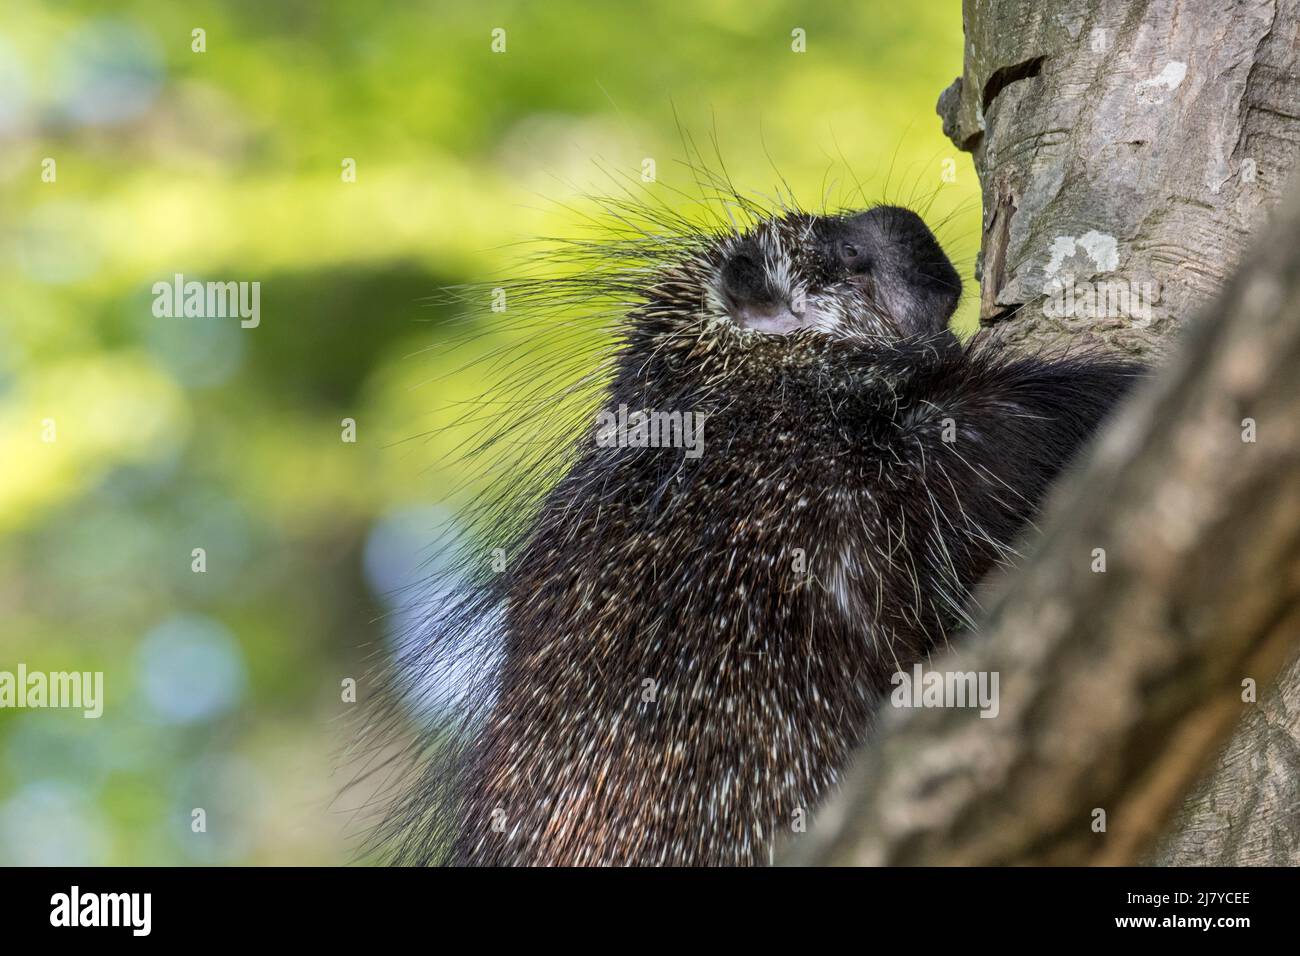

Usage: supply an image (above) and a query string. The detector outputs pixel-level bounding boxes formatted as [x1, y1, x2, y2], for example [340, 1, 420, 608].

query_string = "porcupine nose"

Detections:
[722, 246, 808, 334]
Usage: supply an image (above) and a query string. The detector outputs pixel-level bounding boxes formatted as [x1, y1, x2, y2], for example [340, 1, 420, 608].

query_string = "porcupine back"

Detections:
[350, 173, 1142, 867]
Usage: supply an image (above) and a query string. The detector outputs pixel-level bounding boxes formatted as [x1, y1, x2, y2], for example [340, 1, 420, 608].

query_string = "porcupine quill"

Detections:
[346, 158, 1143, 867]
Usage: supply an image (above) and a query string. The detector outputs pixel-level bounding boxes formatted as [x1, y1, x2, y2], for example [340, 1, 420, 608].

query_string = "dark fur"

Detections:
[353, 189, 1142, 867]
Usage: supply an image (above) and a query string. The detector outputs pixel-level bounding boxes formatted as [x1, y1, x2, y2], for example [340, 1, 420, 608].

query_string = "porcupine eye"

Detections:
[838, 241, 872, 274]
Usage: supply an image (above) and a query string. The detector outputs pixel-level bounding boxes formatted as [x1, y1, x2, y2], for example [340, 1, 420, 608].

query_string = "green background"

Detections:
[0, 0, 977, 864]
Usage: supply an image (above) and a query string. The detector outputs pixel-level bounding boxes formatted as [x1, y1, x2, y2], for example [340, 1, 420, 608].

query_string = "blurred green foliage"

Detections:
[0, 0, 976, 864]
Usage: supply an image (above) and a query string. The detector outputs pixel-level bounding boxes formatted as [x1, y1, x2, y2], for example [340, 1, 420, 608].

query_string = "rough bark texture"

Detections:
[784, 0, 1300, 866]
[940, 0, 1300, 358]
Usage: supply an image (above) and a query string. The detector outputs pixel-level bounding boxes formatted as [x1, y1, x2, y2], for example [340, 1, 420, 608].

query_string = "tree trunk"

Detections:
[785, 0, 1300, 866]
[940, 0, 1300, 357]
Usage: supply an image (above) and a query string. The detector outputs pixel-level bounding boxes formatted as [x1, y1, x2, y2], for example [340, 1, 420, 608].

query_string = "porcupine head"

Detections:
[369, 193, 1138, 867]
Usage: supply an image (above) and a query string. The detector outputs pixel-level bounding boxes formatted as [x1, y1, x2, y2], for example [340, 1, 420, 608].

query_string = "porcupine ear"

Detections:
[844, 205, 963, 338]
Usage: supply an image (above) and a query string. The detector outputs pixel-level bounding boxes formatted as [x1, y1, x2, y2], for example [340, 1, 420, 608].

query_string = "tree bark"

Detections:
[939, 0, 1300, 357]
[785, 0, 1300, 866]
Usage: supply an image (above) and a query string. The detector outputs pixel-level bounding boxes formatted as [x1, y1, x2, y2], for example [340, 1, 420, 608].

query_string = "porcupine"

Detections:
[367, 188, 1142, 867]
